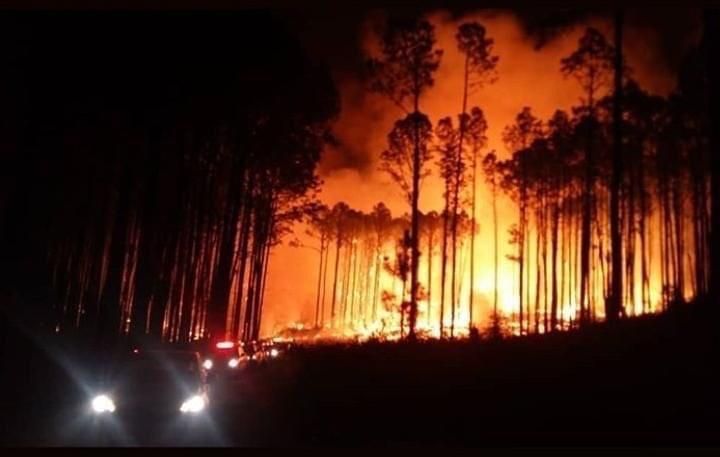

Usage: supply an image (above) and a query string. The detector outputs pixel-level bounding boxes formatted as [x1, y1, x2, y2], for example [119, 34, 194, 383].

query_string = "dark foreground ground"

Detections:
[2, 302, 719, 446]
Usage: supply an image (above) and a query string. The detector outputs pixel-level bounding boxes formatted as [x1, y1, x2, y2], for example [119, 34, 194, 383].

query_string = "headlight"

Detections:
[270, 348, 279, 358]
[228, 358, 239, 368]
[91, 394, 116, 414]
[203, 359, 213, 370]
[180, 395, 206, 414]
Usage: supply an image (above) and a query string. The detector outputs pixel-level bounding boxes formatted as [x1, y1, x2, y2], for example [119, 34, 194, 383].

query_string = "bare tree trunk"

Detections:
[580, 122, 593, 325]
[409, 85, 422, 340]
[625, 174, 635, 315]
[342, 241, 352, 325]
[350, 239, 359, 324]
[692, 173, 706, 297]
[492, 178, 499, 323]
[639, 152, 649, 312]
[551, 195, 559, 331]
[534, 210, 541, 334]
[673, 175, 685, 302]
[609, 9, 624, 321]
[560, 194, 568, 330]
[233, 205, 252, 338]
[469, 150, 478, 329]
[542, 194, 549, 332]
[440, 201, 449, 337]
[314, 237, 325, 328]
[659, 186, 669, 306]
[427, 227, 433, 326]
[320, 236, 330, 327]
[330, 229, 342, 328]
[661, 167, 674, 307]
[373, 243, 381, 322]
[450, 54, 470, 338]
[519, 194, 526, 335]
[524, 206, 531, 332]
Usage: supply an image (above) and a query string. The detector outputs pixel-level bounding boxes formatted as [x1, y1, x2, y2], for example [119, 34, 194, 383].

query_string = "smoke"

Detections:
[260, 9, 696, 336]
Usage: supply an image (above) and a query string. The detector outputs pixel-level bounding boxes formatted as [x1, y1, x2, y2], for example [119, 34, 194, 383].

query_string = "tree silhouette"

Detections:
[435, 116, 460, 336]
[608, 10, 626, 322]
[454, 22, 498, 331]
[482, 150, 500, 325]
[367, 16, 442, 340]
[328, 202, 351, 328]
[546, 110, 574, 330]
[378, 113, 433, 333]
[380, 113, 434, 206]
[371, 202, 393, 322]
[32, 18, 340, 344]
[2, 11, 713, 351]
[463, 107, 489, 328]
[306, 203, 333, 328]
[420, 210, 441, 326]
[560, 27, 614, 324]
[501, 107, 543, 333]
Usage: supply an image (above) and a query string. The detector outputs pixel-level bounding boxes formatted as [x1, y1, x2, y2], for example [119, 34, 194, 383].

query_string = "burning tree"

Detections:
[461, 107, 489, 329]
[500, 107, 543, 334]
[378, 111, 434, 338]
[420, 210, 441, 326]
[435, 115, 460, 337]
[481, 150, 500, 327]
[366, 16, 442, 340]
[560, 27, 614, 324]
[455, 22, 498, 330]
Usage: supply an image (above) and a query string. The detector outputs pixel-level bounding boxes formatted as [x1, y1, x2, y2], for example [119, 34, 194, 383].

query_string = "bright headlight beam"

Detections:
[228, 358, 239, 368]
[91, 394, 116, 413]
[203, 359, 213, 370]
[180, 395, 206, 413]
[270, 348, 279, 358]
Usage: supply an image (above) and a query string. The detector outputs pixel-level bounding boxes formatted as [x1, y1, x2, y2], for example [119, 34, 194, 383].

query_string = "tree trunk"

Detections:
[535, 209, 541, 334]
[450, 53, 470, 338]
[673, 174, 685, 303]
[440, 199, 449, 337]
[580, 122, 593, 325]
[469, 149, 478, 329]
[409, 85, 422, 340]
[551, 197, 559, 331]
[609, 9, 624, 321]
[427, 227, 433, 326]
[373, 243, 381, 323]
[321, 236, 331, 327]
[519, 196, 526, 335]
[315, 237, 325, 328]
[492, 179, 499, 324]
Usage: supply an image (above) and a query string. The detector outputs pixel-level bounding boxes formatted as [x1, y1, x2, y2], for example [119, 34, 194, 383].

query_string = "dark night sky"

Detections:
[0, 6, 703, 181]
[0, 7, 702, 115]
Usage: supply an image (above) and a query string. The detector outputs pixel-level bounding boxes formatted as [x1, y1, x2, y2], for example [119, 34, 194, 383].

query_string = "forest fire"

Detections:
[2, 8, 708, 347]
[263, 10, 703, 341]
[1, 6, 718, 448]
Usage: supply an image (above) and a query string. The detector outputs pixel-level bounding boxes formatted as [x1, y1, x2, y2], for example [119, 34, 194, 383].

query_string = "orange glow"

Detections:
[258, 11, 699, 341]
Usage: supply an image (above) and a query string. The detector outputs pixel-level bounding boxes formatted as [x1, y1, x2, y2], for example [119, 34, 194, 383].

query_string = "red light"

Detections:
[216, 341, 234, 349]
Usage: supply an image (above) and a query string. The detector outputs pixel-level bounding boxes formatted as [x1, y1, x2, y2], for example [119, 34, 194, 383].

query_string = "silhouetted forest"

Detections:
[0, 13, 339, 345]
[1, 6, 720, 448]
[0, 8, 717, 348]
